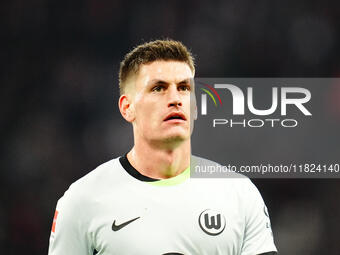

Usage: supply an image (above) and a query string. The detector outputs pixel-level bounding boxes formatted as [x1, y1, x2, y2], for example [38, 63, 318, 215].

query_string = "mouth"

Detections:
[164, 112, 187, 122]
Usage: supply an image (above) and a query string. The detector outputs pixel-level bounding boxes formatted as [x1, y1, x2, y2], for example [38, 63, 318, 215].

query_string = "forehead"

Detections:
[136, 60, 193, 85]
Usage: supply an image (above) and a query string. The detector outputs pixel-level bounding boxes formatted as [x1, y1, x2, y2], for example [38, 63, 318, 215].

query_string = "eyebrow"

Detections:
[148, 78, 193, 85]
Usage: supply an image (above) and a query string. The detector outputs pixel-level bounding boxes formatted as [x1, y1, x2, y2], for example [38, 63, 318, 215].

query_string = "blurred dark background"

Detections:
[1, 0, 339, 254]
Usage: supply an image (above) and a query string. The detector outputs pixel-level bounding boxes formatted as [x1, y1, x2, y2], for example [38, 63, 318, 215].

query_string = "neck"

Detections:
[127, 139, 191, 179]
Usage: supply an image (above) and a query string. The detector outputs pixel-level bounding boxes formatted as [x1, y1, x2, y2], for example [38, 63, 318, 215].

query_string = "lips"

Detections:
[164, 112, 186, 121]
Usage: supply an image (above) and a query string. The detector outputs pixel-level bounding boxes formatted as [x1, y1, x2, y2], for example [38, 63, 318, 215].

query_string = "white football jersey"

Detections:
[48, 156, 277, 255]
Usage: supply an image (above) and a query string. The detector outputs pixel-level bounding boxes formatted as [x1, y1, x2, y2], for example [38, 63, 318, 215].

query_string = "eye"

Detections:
[178, 84, 191, 91]
[152, 85, 165, 92]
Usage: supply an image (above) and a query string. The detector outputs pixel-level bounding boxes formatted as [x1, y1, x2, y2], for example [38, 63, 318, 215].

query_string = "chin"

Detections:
[162, 133, 189, 144]
[150, 134, 189, 149]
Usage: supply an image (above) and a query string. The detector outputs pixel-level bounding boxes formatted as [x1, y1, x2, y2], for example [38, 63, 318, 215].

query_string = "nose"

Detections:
[167, 85, 182, 107]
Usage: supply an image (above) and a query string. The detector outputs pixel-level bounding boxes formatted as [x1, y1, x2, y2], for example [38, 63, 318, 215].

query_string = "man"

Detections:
[48, 39, 277, 254]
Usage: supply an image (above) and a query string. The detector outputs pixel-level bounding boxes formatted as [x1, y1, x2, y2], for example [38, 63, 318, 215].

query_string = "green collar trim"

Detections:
[149, 166, 190, 186]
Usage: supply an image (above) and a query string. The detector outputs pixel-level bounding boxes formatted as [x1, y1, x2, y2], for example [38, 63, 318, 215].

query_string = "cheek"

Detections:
[190, 99, 197, 117]
[185, 95, 195, 111]
[135, 101, 158, 124]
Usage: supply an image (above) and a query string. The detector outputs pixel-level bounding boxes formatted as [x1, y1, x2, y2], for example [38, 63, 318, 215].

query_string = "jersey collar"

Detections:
[119, 154, 190, 186]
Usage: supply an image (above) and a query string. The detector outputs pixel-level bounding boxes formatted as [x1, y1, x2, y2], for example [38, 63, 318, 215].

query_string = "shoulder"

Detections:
[191, 155, 255, 186]
[191, 155, 260, 201]
[58, 157, 122, 206]
[70, 157, 118, 189]
[191, 155, 248, 179]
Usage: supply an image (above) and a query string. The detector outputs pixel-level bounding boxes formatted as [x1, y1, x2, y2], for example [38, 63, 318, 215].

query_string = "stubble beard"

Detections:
[149, 132, 189, 150]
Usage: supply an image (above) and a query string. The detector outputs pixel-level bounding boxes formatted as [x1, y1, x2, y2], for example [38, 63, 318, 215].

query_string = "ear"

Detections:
[119, 95, 135, 123]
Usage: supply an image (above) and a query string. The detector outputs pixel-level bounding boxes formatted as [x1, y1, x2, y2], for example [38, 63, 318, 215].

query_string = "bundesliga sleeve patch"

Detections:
[51, 210, 59, 233]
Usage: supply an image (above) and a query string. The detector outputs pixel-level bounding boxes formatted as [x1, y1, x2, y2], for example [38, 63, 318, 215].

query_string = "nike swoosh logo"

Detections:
[112, 216, 140, 231]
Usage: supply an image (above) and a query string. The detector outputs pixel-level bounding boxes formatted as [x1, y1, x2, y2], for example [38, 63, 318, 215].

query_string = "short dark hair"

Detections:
[119, 39, 195, 95]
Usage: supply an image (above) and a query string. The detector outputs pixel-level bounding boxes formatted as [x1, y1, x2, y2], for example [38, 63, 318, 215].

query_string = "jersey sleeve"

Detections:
[240, 180, 277, 255]
[48, 189, 94, 255]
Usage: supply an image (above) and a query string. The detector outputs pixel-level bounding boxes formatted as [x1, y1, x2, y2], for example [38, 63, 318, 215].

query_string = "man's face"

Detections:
[129, 60, 196, 146]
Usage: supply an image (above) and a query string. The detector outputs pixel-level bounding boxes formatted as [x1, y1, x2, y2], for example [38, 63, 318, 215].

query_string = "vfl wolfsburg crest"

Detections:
[198, 209, 226, 236]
